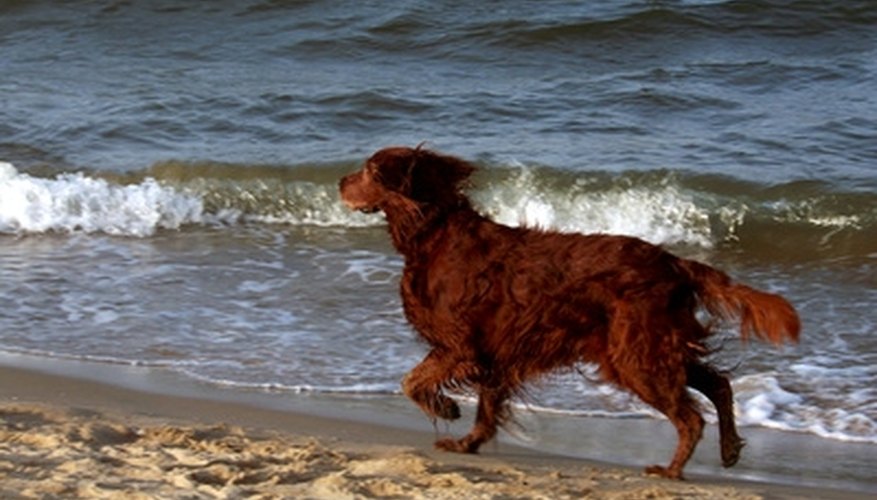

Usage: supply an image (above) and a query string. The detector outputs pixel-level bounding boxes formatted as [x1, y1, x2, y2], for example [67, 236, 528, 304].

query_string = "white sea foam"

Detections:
[5, 161, 700, 242]
[731, 374, 877, 443]
[0, 162, 203, 236]
[471, 167, 714, 247]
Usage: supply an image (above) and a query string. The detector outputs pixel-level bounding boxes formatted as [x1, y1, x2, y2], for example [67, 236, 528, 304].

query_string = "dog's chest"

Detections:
[398, 260, 464, 344]
[399, 265, 433, 326]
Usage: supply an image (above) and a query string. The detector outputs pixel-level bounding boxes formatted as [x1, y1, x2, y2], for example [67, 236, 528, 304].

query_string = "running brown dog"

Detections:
[339, 146, 800, 479]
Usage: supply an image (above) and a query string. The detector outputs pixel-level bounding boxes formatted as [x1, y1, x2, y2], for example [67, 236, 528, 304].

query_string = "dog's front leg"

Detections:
[402, 350, 462, 421]
[435, 385, 509, 454]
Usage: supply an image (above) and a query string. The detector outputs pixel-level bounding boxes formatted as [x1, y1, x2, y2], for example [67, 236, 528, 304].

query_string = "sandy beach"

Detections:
[0, 361, 870, 499]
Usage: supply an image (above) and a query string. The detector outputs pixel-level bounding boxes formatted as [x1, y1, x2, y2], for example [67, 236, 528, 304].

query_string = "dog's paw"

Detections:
[721, 437, 746, 468]
[645, 465, 684, 480]
[434, 437, 477, 454]
[434, 437, 462, 452]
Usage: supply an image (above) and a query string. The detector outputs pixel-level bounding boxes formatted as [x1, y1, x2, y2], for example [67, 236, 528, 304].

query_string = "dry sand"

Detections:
[0, 402, 755, 499]
[0, 363, 868, 499]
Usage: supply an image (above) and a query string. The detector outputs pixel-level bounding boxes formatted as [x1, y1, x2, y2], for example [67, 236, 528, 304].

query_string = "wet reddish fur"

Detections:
[339, 146, 800, 479]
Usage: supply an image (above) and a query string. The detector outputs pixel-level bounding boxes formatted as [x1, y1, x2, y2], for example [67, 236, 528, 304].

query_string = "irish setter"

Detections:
[339, 146, 800, 480]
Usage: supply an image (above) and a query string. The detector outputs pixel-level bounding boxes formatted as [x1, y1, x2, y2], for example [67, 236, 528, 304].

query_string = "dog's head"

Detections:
[339, 146, 475, 214]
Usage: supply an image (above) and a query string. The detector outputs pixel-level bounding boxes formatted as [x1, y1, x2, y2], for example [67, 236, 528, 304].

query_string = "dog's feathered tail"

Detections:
[678, 259, 800, 345]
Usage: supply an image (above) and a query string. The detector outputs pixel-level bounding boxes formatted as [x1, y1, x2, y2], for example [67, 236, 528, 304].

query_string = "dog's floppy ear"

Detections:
[409, 147, 475, 206]
[368, 147, 419, 193]
[367, 146, 476, 206]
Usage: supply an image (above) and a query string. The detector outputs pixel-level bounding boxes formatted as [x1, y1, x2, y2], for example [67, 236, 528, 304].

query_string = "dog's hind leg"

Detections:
[617, 366, 704, 480]
[687, 362, 745, 467]
[608, 305, 704, 478]
[435, 384, 510, 454]
[643, 389, 704, 480]
[402, 350, 480, 422]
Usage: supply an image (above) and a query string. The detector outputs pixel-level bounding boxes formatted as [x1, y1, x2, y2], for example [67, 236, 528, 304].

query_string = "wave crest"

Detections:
[472, 166, 714, 247]
[2, 160, 875, 264]
[0, 162, 203, 237]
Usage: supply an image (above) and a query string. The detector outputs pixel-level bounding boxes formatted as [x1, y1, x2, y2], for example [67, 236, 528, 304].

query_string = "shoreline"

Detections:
[0, 354, 873, 498]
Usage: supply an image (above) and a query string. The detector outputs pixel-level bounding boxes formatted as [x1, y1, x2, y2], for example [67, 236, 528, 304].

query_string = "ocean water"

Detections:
[1, 0, 875, 482]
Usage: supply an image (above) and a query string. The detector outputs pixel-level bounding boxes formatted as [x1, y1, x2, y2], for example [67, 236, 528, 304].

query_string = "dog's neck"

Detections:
[383, 196, 471, 257]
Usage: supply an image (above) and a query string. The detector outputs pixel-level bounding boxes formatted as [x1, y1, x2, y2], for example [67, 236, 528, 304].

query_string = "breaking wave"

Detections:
[2, 160, 874, 262]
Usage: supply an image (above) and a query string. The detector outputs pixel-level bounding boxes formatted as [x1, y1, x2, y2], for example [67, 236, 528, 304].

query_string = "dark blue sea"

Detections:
[1, 0, 875, 489]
